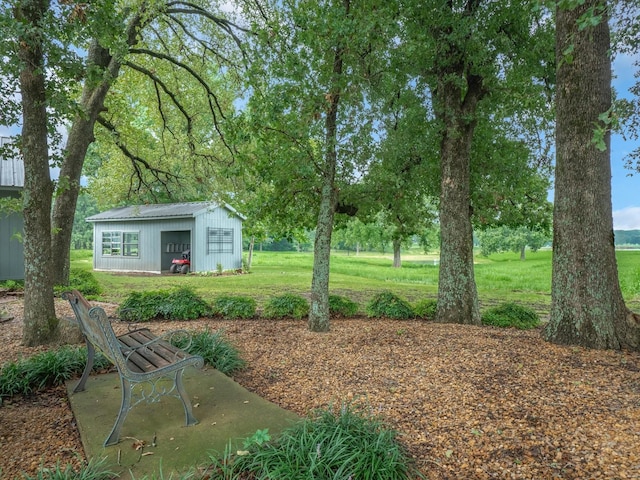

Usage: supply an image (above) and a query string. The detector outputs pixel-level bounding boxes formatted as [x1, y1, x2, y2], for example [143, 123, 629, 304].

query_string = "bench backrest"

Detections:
[63, 290, 128, 372]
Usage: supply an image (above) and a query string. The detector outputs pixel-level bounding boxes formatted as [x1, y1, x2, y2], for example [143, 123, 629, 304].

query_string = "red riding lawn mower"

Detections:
[170, 249, 191, 274]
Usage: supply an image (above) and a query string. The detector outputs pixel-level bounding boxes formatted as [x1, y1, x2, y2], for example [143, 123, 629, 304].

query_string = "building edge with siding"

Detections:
[0, 136, 25, 281]
[87, 201, 245, 274]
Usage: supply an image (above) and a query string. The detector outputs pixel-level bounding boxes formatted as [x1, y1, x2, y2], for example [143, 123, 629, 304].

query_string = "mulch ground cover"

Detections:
[1, 297, 639, 479]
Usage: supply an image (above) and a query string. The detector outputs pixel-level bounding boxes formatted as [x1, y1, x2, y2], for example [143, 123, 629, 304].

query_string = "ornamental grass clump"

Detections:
[230, 403, 417, 479]
[328, 294, 359, 317]
[481, 302, 540, 329]
[171, 329, 245, 375]
[22, 458, 115, 480]
[263, 293, 309, 319]
[366, 291, 415, 319]
[117, 287, 212, 321]
[0, 346, 111, 398]
[212, 295, 257, 319]
[414, 298, 438, 320]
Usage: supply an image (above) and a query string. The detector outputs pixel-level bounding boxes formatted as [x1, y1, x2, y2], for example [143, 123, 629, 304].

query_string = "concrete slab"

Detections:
[67, 368, 299, 479]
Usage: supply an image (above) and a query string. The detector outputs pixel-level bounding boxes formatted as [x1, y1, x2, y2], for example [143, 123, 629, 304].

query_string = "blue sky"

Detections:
[611, 52, 640, 230]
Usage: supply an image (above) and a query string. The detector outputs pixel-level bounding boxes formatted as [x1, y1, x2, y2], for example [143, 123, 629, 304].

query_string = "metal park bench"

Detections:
[62, 290, 204, 446]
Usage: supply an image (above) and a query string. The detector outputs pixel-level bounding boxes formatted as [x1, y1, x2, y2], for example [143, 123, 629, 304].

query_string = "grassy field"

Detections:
[71, 248, 640, 317]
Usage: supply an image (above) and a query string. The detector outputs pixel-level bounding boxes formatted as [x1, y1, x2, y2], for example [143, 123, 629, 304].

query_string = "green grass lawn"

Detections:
[71, 248, 640, 316]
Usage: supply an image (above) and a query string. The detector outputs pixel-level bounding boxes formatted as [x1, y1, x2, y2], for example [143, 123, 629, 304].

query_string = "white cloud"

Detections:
[613, 207, 640, 230]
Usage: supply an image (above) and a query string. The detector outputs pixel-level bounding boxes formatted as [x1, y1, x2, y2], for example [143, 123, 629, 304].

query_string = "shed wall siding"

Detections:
[194, 209, 243, 271]
[91, 205, 243, 273]
[0, 212, 24, 280]
[93, 219, 195, 273]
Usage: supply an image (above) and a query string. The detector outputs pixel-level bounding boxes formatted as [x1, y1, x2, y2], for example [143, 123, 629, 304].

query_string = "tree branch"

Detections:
[128, 47, 234, 154]
[123, 60, 193, 139]
[96, 115, 182, 200]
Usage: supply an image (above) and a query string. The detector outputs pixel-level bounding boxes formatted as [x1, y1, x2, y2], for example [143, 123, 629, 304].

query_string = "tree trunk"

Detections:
[309, 173, 338, 332]
[545, 0, 639, 350]
[434, 75, 483, 325]
[51, 19, 142, 285]
[247, 235, 255, 271]
[309, 0, 348, 332]
[16, 0, 59, 346]
[520, 244, 526, 261]
[392, 238, 402, 268]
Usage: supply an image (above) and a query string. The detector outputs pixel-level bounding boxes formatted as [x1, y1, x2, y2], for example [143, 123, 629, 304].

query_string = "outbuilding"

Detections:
[87, 201, 245, 274]
[0, 137, 25, 281]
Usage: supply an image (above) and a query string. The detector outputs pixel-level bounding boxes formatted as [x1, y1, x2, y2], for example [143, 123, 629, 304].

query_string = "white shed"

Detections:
[87, 201, 245, 274]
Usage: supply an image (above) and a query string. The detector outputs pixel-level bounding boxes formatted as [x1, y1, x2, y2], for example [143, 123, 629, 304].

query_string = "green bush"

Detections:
[212, 295, 257, 319]
[230, 403, 417, 479]
[171, 329, 246, 375]
[23, 458, 115, 480]
[366, 291, 415, 319]
[414, 298, 438, 320]
[263, 293, 309, 319]
[328, 294, 359, 317]
[54, 269, 102, 298]
[117, 287, 212, 322]
[0, 346, 111, 399]
[0, 279, 23, 292]
[481, 302, 540, 329]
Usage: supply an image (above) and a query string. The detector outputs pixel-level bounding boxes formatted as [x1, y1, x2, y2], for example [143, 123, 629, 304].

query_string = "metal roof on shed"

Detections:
[86, 201, 245, 222]
[0, 137, 24, 189]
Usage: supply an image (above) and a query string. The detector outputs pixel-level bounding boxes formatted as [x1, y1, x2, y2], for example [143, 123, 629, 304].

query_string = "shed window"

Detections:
[207, 228, 233, 253]
[102, 231, 139, 257]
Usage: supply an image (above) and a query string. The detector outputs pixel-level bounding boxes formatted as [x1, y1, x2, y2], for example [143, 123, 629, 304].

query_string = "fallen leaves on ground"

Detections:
[1, 298, 640, 479]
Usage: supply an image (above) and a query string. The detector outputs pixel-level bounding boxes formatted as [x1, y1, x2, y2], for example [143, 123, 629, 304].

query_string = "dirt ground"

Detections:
[1, 296, 640, 479]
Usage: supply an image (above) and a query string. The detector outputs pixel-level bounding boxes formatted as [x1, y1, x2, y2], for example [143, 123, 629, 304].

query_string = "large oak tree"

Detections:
[403, 0, 554, 324]
[545, 0, 640, 349]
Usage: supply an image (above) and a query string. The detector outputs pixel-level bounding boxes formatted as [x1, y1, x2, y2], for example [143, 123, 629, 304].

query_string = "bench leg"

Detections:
[74, 340, 95, 393]
[175, 369, 198, 426]
[104, 376, 132, 447]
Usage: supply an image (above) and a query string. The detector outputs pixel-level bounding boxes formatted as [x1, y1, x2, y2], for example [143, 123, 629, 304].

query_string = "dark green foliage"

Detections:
[0, 279, 23, 292]
[231, 403, 416, 479]
[54, 269, 102, 298]
[328, 294, 359, 317]
[0, 346, 111, 399]
[414, 298, 438, 320]
[212, 295, 257, 319]
[171, 330, 246, 375]
[117, 287, 212, 322]
[22, 458, 115, 480]
[481, 302, 540, 329]
[366, 291, 415, 319]
[263, 293, 310, 319]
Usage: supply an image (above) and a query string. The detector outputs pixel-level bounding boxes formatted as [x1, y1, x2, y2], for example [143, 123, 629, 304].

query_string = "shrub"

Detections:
[414, 298, 438, 320]
[23, 457, 115, 480]
[54, 269, 102, 298]
[212, 295, 257, 319]
[0, 346, 111, 398]
[481, 302, 540, 329]
[328, 294, 359, 317]
[366, 291, 415, 319]
[117, 287, 212, 322]
[0, 279, 23, 292]
[231, 403, 417, 479]
[171, 329, 246, 375]
[263, 293, 309, 319]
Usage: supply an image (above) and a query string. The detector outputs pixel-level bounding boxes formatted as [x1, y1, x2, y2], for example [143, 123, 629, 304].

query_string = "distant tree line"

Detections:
[614, 230, 640, 245]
